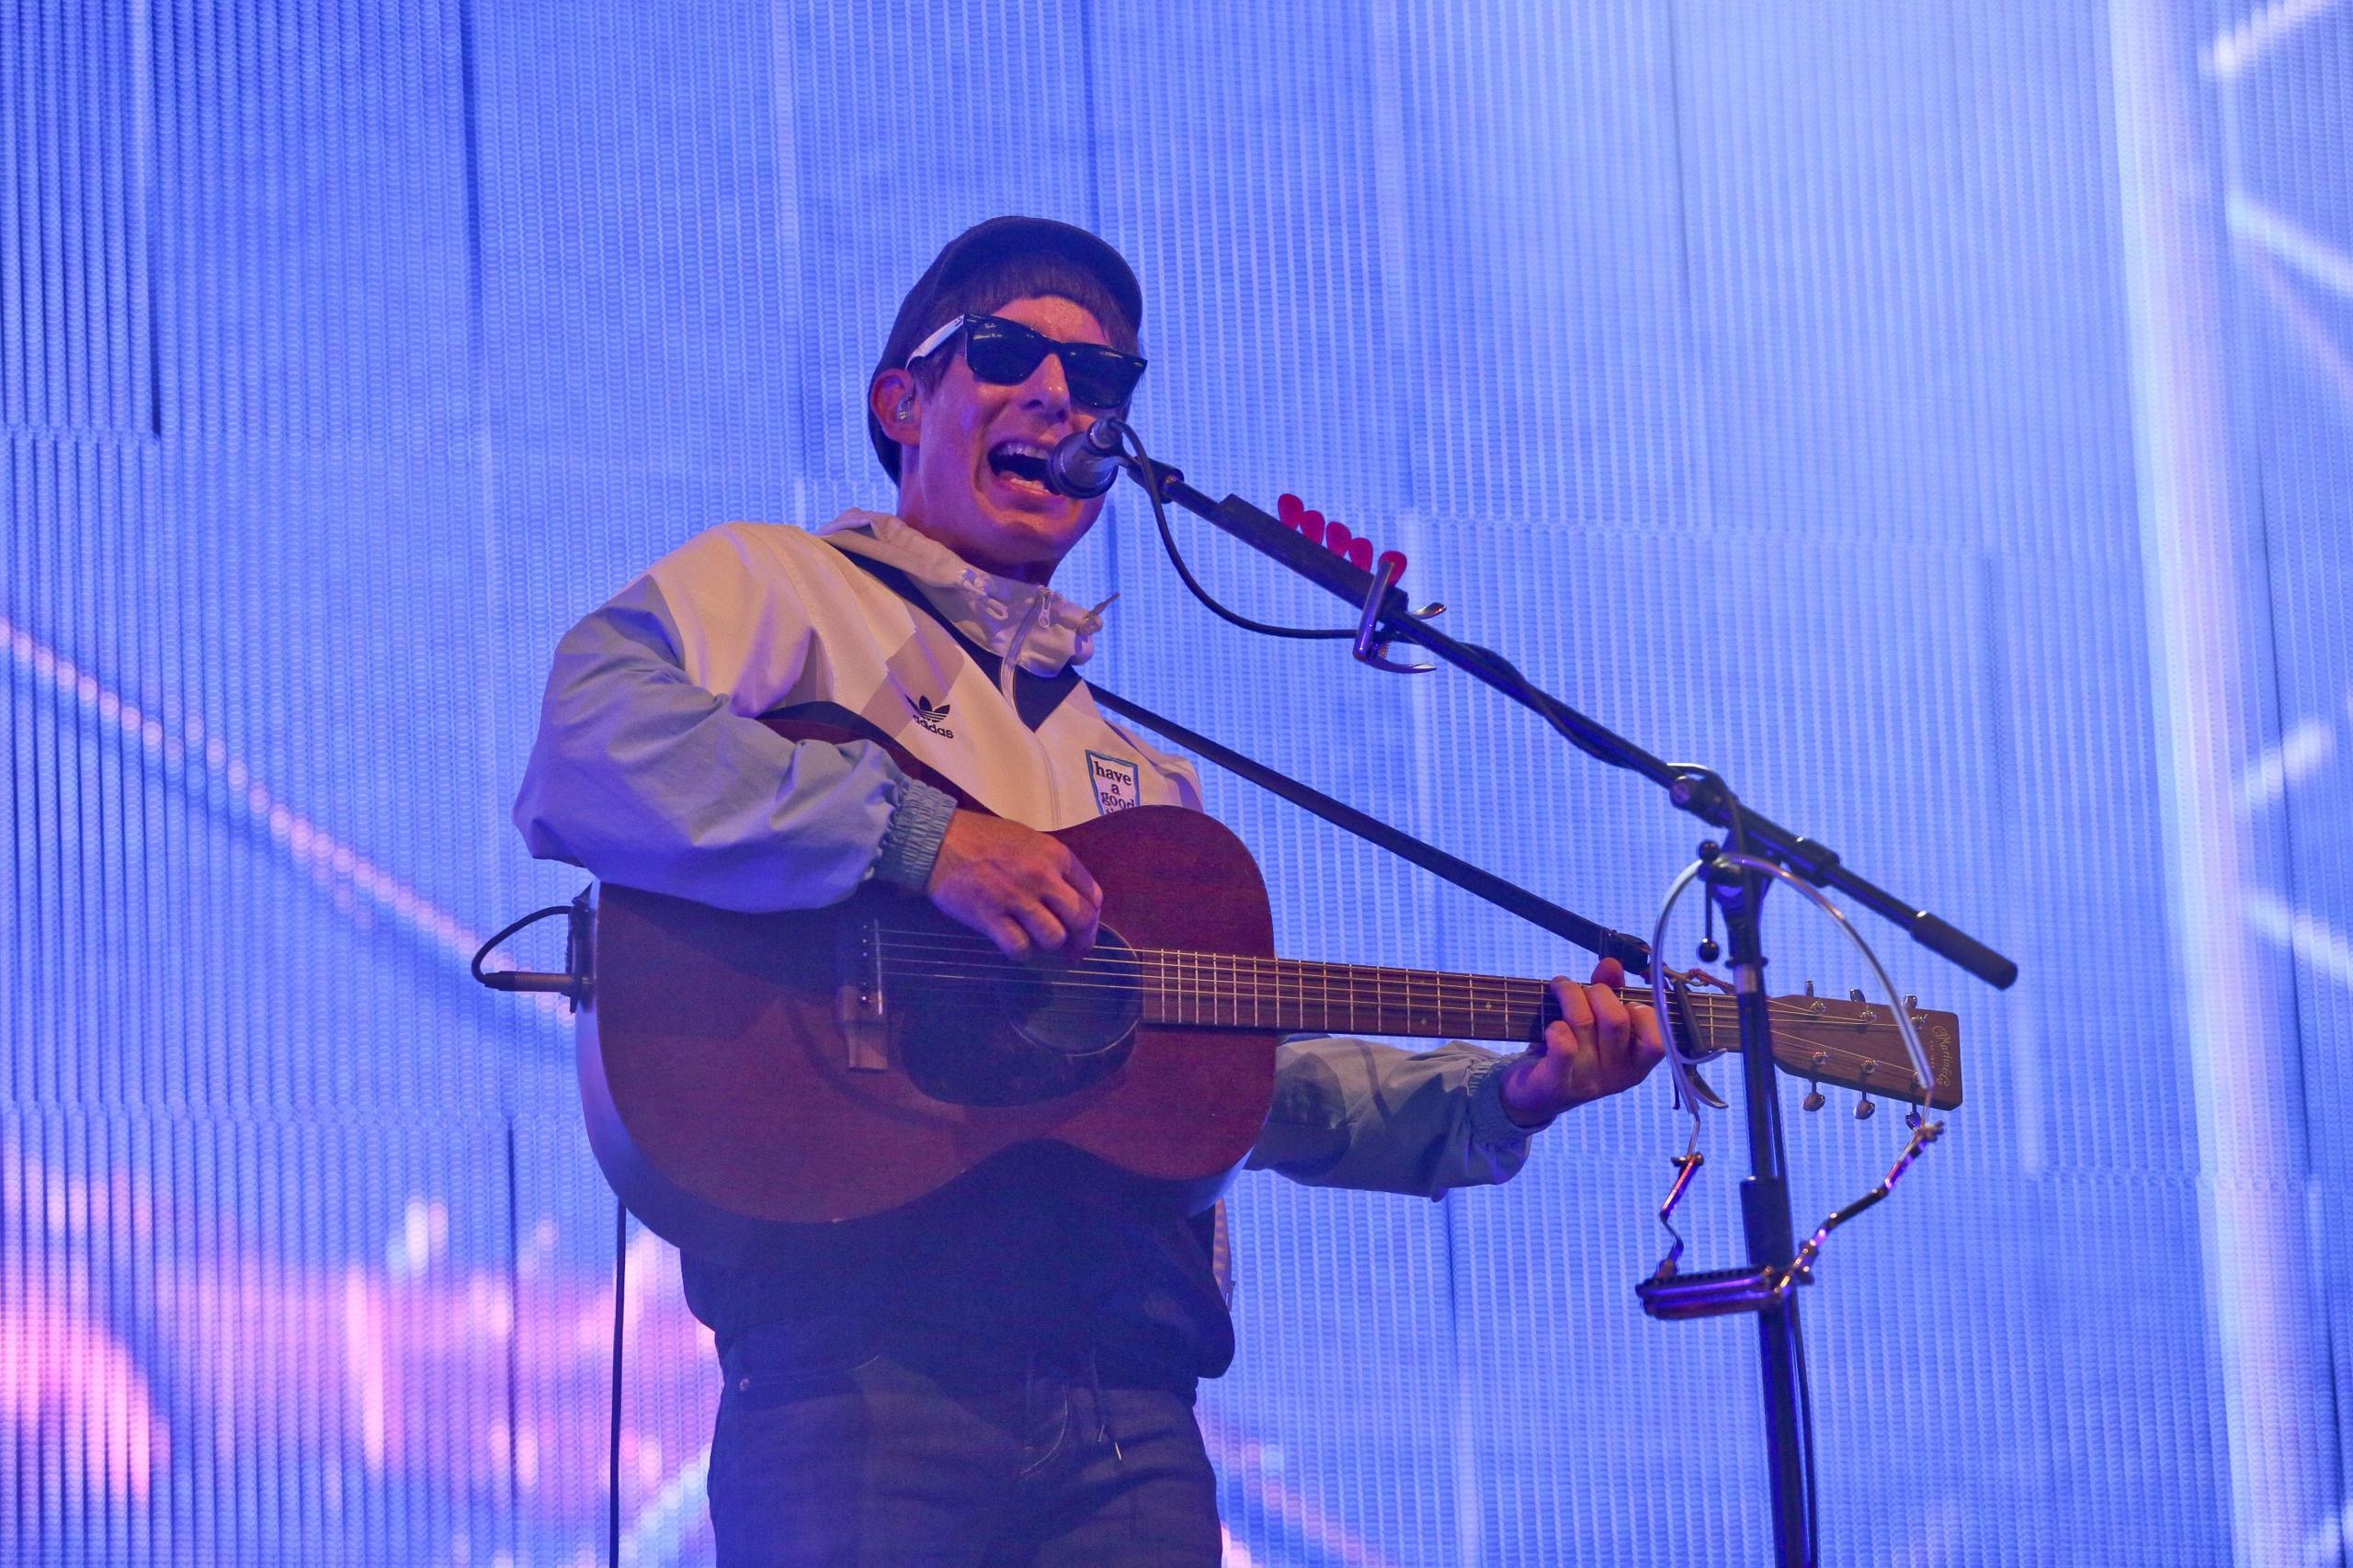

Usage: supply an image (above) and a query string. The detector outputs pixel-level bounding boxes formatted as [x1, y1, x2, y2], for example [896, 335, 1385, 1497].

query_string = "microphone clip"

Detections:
[1352, 551, 1436, 674]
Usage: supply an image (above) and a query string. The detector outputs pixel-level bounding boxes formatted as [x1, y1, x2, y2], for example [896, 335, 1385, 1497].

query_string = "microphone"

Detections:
[1045, 419, 1130, 499]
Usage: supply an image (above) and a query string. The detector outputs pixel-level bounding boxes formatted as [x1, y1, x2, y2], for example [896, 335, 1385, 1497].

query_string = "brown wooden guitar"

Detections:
[576, 722, 1963, 1265]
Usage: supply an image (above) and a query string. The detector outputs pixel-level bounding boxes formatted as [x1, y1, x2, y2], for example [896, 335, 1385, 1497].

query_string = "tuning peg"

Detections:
[1855, 1096, 1878, 1120]
[1904, 994, 1917, 1011]
[1904, 1106, 1925, 1130]
[1848, 988, 1867, 1003]
[1802, 1086, 1825, 1112]
[1802, 981, 1815, 997]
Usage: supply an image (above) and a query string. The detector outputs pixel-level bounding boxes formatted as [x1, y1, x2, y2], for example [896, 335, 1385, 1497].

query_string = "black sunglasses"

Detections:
[907, 313, 1146, 412]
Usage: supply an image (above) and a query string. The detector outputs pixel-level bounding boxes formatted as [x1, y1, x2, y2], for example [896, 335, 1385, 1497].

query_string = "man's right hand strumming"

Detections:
[925, 809, 1103, 960]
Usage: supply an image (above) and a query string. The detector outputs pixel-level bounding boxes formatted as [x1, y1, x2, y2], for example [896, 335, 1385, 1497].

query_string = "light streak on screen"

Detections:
[5, 1, 2349, 1562]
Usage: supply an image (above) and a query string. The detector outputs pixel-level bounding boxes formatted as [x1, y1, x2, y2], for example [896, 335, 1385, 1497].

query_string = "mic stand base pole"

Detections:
[1711, 854, 1815, 1568]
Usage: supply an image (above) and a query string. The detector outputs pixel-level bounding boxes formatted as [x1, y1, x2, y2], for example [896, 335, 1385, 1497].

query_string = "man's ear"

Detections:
[870, 369, 921, 444]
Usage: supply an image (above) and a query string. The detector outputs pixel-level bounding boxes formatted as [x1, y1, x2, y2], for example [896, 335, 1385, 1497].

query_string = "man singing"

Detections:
[515, 216, 1664, 1566]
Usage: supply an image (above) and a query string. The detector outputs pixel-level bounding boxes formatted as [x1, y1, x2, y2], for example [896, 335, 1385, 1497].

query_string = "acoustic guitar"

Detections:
[575, 722, 1962, 1264]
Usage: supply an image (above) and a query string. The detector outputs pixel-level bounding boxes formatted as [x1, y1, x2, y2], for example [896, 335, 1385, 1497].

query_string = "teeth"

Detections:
[987, 439, 1055, 493]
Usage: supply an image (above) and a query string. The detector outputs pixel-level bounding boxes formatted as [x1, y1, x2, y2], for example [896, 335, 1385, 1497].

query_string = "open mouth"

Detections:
[986, 440, 1054, 494]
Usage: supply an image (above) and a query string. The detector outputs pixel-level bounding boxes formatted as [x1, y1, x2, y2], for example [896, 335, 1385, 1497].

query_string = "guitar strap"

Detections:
[1085, 683, 1653, 976]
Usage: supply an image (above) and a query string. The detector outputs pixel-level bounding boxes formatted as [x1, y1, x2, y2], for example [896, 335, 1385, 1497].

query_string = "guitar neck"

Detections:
[1139, 952, 1734, 1051]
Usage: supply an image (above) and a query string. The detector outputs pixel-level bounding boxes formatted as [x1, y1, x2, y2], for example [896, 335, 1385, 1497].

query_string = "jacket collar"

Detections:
[813, 509, 1108, 677]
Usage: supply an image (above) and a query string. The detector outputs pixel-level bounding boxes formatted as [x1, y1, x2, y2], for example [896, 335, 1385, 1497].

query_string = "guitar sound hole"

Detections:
[1006, 927, 1142, 1059]
[897, 926, 1142, 1108]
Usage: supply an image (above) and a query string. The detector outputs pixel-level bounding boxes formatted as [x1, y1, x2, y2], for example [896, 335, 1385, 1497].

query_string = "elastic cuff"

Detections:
[1467, 1052, 1552, 1142]
[873, 778, 958, 892]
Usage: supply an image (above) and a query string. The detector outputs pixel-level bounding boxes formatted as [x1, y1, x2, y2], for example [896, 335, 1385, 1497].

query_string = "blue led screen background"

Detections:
[6, 1, 2350, 1562]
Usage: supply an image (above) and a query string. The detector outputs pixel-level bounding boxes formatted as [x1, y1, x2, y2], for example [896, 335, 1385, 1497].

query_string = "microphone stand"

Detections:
[1124, 458, 2017, 1568]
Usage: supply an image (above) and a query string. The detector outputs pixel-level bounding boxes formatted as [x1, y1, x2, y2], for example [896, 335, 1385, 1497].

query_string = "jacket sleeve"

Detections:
[510, 550, 956, 913]
[1245, 1035, 1548, 1196]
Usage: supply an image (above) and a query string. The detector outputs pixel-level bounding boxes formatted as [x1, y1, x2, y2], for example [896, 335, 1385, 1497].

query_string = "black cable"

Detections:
[608, 1199, 627, 1568]
[470, 903, 574, 988]
[1114, 423, 1667, 779]
[1117, 424, 1356, 642]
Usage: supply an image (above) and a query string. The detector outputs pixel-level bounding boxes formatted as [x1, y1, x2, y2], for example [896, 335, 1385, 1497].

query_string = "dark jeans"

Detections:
[707, 1318, 1222, 1567]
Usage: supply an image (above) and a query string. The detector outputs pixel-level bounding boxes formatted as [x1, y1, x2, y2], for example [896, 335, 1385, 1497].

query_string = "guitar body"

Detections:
[577, 722, 1279, 1261]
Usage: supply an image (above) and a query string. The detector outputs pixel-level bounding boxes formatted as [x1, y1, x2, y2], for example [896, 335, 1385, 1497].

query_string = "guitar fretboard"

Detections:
[1134, 950, 1730, 1047]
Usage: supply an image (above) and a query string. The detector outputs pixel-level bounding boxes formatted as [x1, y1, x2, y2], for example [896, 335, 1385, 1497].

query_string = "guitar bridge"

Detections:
[837, 917, 890, 1072]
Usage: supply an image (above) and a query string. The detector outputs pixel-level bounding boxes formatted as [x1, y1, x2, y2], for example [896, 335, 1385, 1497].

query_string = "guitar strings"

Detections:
[870, 971, 1543, 1023]
[868, 936, 1793, 1021]
[866, 939, 1817, 1027]
[870, 929, 1756, 989]
[866, 927, 1844, 1023]
[873, 926, 1557, 985]
[864, 939, 1912, 1074]
[867, 970, 1881, 1065]
[865, 935, 1903, 1049]
[868, 928, 1741, 1006]
[874, 979, 1887, 1059]
[872, 936, 1593, 1004]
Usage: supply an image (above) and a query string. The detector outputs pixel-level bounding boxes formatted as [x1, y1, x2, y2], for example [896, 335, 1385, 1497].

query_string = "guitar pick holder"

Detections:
[1102, 427, 2018, 1568]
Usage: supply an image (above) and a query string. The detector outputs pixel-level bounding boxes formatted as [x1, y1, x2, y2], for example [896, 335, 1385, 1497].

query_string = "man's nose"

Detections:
[1017, 352, 1074, 417]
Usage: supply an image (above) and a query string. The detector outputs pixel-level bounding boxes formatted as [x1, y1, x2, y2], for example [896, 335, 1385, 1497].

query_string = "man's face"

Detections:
[873, 294, 1118, 584]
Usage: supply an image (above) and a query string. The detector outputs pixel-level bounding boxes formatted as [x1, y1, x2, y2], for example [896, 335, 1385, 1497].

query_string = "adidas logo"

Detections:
[908, 694, 955, 738]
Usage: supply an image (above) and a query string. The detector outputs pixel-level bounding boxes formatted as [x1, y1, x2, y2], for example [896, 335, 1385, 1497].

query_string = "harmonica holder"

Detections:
[1637, 847, 1946, 1322]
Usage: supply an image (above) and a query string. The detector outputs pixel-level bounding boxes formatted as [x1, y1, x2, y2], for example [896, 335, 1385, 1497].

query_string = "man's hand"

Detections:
[1498, 957, 1666, 1128]
[925, 810, 1102, 961]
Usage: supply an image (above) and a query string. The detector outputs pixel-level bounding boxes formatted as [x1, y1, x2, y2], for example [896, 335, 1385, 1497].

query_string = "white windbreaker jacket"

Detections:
[514, 511, 1541, 1201]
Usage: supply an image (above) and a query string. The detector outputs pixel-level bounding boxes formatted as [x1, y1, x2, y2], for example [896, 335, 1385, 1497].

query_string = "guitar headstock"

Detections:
[1672, 982, 1963, 1112]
